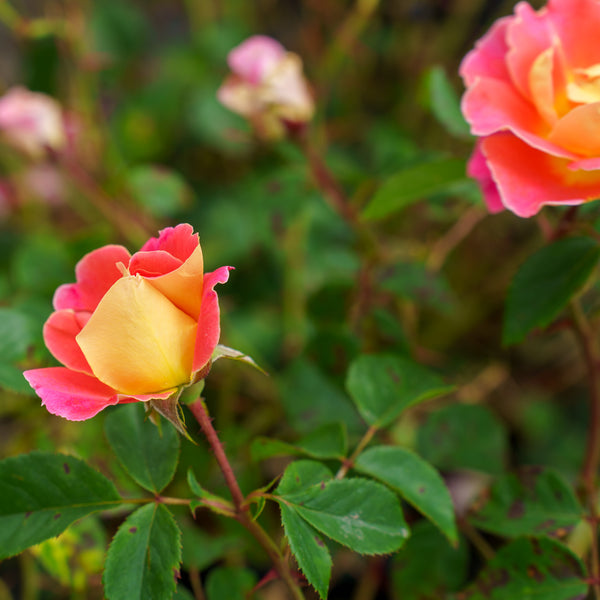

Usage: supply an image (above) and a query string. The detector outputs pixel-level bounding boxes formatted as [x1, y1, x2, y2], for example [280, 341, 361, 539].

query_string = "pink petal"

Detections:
[139, 223, 197, 262]
[481, 133, 600, 217]
[459, 17, 512, 87]
[129, 250, 183, 277]
[23, 367, 119, 421]
[228, 36, 286, 85]
[53, 245, 131, 312]
[193, 266, 233, 373]
[546, 0, 600, 68]
[467, 142, 505, 213]
[43, 309, 92, 374]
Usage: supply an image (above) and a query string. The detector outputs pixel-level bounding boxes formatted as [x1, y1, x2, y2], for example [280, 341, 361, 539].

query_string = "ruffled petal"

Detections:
[23, 367, 118, 421]
[193, 266, 233, 373]
[53, 245, 131, 311]
[43, 309, 92, 374]
[76, 275, 197, 396]
[481, 132, 600, 217]
[139, 223, 197, 262]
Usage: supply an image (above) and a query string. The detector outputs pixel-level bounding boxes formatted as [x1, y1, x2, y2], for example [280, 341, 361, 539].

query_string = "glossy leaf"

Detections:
[503, 236, 600, 345]
[346, 354, 453, 428]
[454, 537, 587, 600]
[355, 445, 458, 544]
[276, 476, 409, 555]
[103, 503, 182, 600]
[418, 404, 507, 475]
[362, 157, 468, 220]
[105, 404, 180, 494]
[280, 503, 332, 600]
[0, 452, 121, 559]
[391, 521, 468, 600]
[276, 460, 333, 496]
[469, 467, 582, 538]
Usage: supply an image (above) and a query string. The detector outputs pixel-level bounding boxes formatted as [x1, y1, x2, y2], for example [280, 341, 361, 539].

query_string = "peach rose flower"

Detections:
[217, 35, 314, 140]
[24, 224, 231, 422]
[461, 0, 600, 217]
[0, 87, 66, 159]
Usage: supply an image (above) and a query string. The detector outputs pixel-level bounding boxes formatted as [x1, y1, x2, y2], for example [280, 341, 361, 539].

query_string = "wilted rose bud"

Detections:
[218, 35, 314, 140]
[0, 87, 66, 159]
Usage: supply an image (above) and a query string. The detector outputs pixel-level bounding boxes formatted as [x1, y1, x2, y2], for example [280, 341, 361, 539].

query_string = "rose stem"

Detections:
[188, 399, 305, 600]
[570, 300, 600, 598]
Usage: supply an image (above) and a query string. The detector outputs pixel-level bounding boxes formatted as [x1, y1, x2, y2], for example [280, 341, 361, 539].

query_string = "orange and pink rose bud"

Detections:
[24, 224, 231, 426]
[460, 0, 600, 217]
[217, 35, 314, 140]
[0, 87, 67, 159]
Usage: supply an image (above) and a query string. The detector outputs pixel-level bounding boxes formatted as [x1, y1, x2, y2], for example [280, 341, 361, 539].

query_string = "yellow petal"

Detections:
[76, 275, 197, 395]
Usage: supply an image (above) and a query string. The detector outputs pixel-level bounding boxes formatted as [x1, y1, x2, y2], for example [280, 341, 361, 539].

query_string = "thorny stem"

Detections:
[188, 399, 305, 600]
[570, 300, 600, 599]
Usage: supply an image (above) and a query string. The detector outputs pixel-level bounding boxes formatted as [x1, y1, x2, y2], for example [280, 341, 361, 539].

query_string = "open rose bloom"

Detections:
[0, 87, 66, 159]
[461, 0, 600, 217]
[217, 35, 314, 140]
[24, 224, 231, 429]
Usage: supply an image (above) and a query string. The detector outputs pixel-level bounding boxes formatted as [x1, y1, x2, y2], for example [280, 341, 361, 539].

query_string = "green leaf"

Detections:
[251, 424, 348, 462]
[105, 404, 180, 494]
[503, 236, 600, 345]
[0, 307, 33, 362]
[128, 166, 191, 217]
[205, 566, 257, 600]
[417, 404, 508, 475]
[469, 467, 582, 538]
[276, 460, 334, 496]
[181, 527, 239, 572]
[103, 503, 182, 600]
[0, 452, 121, 559]
[425, 66, 471, 139]
[276, 477, 409, 555]
[346, 354, 453, 428]
[362, 158, 468, 220]
[280, 359, 362, 434]
[187, 470, 234, 517]
[391, 521, 468, 600]
[355, 446, 457, 544]
[280, 503, 332, 600]
[454, 537, 587, 600]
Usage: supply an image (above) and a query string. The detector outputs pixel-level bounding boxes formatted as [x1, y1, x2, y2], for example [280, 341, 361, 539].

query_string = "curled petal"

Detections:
[129, 250, 183, 277]
[43, 309, 92, 374]
[53, 245, 131, 312]
[193, 266, 233, 373]
[139, 223, 198, 262]
[76, 275, 197, 396]
[23, 367, 118, 421]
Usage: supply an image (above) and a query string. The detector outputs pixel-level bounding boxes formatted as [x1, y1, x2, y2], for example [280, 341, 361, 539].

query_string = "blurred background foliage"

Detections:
[1, 0, 593, 598]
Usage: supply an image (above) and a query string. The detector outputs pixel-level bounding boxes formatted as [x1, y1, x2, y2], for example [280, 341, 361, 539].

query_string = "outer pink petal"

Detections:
[43, 309, 92, 374]
[481, 133, 600, 217]
[23, 367, 119, 421]
[467, 142, 505, 213]
[547, 0, 600, 68]
[139, 223, 197, 262]
[228, 36, 286, 85]
[459, 17, 512, 87]
[193, 266, 233, 373]
[505, 2, 556, 99]
[53, 245, 131, 311]
[129, 250, 182, 277]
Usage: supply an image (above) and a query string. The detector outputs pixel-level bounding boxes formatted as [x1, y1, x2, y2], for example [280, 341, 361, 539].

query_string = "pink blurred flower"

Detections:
[460, 0, 600, 217]
[218, 35, 314, 140]
[24, 224, 231, 424]
[0, 87, 66, 159]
